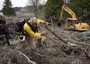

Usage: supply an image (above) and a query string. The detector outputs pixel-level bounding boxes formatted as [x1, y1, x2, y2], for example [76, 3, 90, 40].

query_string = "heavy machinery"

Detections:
[60, 4, 89, 31]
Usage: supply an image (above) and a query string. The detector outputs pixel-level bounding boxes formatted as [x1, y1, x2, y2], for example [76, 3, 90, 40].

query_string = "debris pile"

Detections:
[0, 48, 35, 64]
[70, 31, 90, 44]
[0, 23, 90, 64]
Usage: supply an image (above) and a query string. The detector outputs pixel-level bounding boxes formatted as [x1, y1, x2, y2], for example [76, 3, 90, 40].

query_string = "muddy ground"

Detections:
[0, 22, 90, 64]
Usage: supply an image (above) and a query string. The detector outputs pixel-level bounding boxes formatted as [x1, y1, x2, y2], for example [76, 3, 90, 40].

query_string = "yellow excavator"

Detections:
[60, 4, 89, 31]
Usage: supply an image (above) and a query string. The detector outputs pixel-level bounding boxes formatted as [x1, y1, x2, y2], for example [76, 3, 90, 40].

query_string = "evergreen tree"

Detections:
[45, 0, 90, 19]
[45, 0, 63, 19]
[69, 0, 90, 16]
[2, 0, 16, 16]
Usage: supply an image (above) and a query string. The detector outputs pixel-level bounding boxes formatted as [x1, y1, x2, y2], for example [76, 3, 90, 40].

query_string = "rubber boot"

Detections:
[4, 33, 11, 46]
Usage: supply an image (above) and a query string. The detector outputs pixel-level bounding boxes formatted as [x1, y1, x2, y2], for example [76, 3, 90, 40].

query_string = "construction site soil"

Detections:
[0, 23, 90, 64]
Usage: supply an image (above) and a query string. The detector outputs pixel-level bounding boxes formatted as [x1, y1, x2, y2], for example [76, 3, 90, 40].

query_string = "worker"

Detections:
[16, 17, 49, 50]
[0, 12, 11, 46]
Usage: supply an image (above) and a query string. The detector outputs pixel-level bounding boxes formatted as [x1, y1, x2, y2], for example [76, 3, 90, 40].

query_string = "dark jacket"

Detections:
[0, 19, 8, 34]
[0, 19, 6, 24]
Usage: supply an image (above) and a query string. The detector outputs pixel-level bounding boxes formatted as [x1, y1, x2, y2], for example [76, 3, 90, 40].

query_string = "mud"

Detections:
[0, 22, 90, 64]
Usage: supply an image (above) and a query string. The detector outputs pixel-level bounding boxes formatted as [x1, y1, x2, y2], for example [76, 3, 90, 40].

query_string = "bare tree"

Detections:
[28, 0, 46, 17]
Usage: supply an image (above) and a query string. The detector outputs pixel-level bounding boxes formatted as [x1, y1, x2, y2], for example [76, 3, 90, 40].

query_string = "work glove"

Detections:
[39, 36, 47, 43]
[41, 36, 47, 43]
[45, 22, 49, 25]
[41, 31, 47, 36]
[45, 22, 52, 25]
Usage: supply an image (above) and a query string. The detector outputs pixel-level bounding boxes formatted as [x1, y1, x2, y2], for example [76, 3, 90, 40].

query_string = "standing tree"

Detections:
[2, 0, 16, 16]
[28, 0, 46, 17]
[68, 0, 90, 16]
[45, 0, 63, 19]
[66, 0, 90, 22]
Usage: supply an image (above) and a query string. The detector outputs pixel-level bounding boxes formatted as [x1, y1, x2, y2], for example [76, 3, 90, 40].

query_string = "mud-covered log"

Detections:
[45, 26, 67, 44]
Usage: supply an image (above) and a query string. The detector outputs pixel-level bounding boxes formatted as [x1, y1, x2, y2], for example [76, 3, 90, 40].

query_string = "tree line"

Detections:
[45, 0, 90, 21]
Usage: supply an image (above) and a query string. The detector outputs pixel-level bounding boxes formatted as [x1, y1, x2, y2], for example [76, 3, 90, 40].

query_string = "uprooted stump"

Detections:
[0, 49, 36, 64]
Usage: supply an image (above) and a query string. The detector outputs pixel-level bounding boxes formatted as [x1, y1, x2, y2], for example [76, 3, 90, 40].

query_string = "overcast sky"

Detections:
[0, 0, 28, 10]
[0, 0, 47, 10]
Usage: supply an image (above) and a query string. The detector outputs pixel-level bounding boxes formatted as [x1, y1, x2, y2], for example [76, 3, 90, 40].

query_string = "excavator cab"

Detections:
[60, 5, 89, 31]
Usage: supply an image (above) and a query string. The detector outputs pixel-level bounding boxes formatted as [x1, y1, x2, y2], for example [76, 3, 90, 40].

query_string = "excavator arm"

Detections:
[60, 5, 77, 28]
[60, 5, 77, 21]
